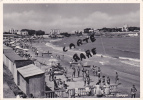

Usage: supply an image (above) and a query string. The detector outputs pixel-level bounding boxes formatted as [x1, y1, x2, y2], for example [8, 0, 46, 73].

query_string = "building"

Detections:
[84, 28, 94, 33]
[9, 28, 18, 34]
[17, 30, 28, 35]
[17, 64, 45, 97]
[3, 45, 13, 66]
[3, 45, 45, 98]
[122, 24, 128, 32]
[3, 51, 33, 84]
[128, 33, 139, 37]
[35, 30, 45, 35]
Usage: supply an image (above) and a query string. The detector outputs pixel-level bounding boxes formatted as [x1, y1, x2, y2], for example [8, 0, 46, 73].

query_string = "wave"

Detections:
[45, 42, 140, 67]
[113, 47, 139, 54]
[96, 54, 140, 67]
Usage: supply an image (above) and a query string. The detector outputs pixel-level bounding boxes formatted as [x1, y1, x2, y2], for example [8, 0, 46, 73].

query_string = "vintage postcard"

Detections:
[1, 0, 142, 99]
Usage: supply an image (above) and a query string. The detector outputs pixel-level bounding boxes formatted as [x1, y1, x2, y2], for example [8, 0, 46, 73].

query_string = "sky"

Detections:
[3, 3, 140, 33]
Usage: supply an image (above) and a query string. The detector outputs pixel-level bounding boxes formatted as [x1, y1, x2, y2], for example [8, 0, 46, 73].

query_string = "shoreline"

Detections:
[45, 42, 140, 67]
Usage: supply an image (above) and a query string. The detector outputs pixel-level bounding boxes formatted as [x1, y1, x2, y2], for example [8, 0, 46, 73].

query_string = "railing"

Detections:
[109, 84, 119, 95]
[45, 90, 68, 98]
[44, 85, 119, 98]
[78, 88, 87, 96]
[67, 89, 75, 98]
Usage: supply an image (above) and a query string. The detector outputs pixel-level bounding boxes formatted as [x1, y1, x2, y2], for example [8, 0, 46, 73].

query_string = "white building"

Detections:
[128, 33, 138, 37]
[122, 24, 128, 32]
[9, 28, 18, 34]
[17, 30, 28, 35]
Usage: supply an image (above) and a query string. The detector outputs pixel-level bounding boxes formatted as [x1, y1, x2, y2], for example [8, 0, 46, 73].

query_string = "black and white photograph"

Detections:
[3, 3, 140, 98]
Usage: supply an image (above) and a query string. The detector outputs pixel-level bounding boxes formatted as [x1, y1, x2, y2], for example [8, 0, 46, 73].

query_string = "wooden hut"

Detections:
[3, 45, 13, 66]
[17, 64, 45, 98]
[3, 51, 33, 85]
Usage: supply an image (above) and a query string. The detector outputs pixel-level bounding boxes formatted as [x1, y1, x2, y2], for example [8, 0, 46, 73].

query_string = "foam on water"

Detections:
[98, 54, 140, 67]
[46, 42, 140, 67]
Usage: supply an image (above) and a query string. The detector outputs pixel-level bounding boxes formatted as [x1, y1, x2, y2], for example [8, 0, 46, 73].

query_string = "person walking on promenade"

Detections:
[77, 66, 80, 77]
[131, 85, 137, 98]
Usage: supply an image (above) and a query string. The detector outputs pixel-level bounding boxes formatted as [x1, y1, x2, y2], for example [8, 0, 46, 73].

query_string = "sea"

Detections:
[95, 37, 140, 59]
[49, 36, 140, 67]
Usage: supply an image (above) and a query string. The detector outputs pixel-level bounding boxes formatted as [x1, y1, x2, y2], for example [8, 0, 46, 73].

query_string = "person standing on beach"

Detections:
[97, 67, 101, 78]
[82, 68, 86, 79]
[77, 66, 80, 77]
[115, 72, 119, 84]
[107, 76, 110, 85]
[64, 67, 67, 75]
[72, 67, 76, 78]
[96, 75, 101, 85]
[86, 71, 90, 86]
[36, 50, 39, 56]
[131, 85, 137, 98]
[84, 75, 87, 86]
[49, 69, 52, 81]
[92, 65, 96, 76]
[102, 76, 105, 85]
[53, 76, 59, 90]
[63, 55, 64, 60]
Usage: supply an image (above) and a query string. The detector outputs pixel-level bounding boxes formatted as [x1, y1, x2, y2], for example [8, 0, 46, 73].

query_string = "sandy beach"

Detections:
[27, 36, 140, 98]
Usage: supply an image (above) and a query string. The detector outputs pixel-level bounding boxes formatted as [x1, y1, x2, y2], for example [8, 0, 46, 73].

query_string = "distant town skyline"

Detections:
[3, 3, 140, 33]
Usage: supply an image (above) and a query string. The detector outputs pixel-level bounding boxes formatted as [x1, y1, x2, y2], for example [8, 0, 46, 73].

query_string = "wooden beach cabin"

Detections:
[3, 52, 23, 74]
[3, 45, 13, 66]
[17, 64, 45, 98]
[3, 51, 33, 85]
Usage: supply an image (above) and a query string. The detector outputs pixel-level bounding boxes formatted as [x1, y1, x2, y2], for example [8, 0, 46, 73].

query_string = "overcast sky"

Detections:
[3, 3, 140, 33]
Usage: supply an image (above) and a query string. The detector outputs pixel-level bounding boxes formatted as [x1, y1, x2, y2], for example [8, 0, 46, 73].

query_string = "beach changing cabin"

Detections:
[3, 45, 45, 98]
[3, 45, 13, 66]
[3, 50, 33, 85]
[17, 64, 45, 98]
